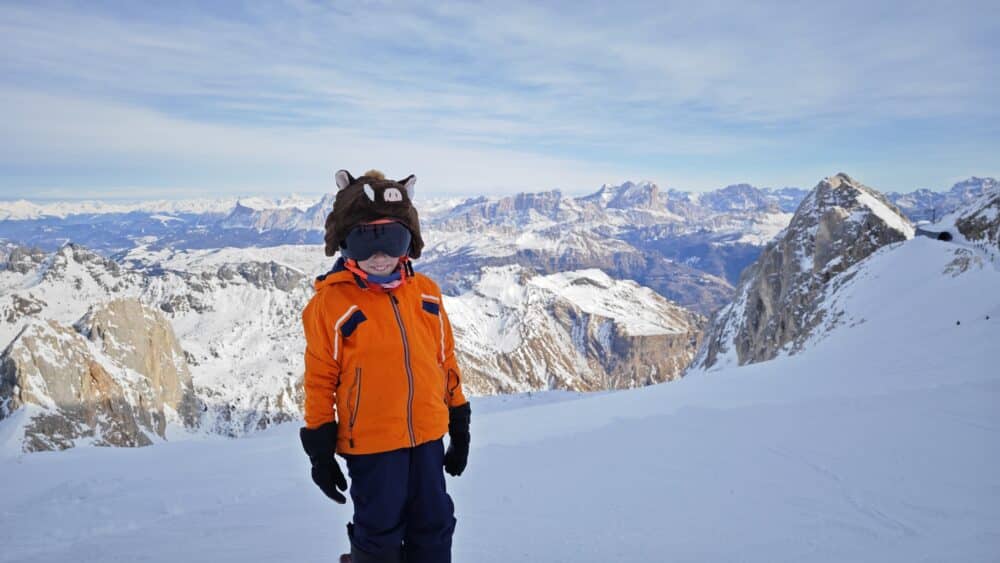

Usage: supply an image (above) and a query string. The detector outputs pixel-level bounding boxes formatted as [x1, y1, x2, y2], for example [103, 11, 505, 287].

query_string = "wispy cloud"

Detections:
[1, 0, 997, 197]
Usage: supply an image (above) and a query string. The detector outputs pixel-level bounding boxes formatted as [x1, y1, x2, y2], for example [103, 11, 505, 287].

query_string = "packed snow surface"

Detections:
[0, 237, 997, 562]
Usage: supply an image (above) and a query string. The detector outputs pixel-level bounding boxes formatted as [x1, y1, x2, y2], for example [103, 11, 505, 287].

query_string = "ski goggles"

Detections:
[341, 220, 412, 260]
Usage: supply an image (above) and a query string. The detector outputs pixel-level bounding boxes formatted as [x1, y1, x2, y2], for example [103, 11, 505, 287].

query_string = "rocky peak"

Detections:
[76, 298, 199, 427]
[435, 190, 570, 229]
[700, 183, 778, 213]
[580, 181, 660, 210]
[215, 261, 306, 292]
[40, 242, 123, 284]
[760, 187, 809, 213]
[949, 177, 997, 199]
[301, 192, 337, 230]
[220, 200, 304, 232]
[0, 298, 198, 452]
[510, 190, 563, 214]
[694, 173, 914, 369]
[1, 244, 47, 274]
[953, 183, 1000, 254]
[453, 264, 705, 393]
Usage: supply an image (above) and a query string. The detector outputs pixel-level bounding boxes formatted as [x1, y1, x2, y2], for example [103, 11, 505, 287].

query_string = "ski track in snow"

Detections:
[0, 237, 998, 562]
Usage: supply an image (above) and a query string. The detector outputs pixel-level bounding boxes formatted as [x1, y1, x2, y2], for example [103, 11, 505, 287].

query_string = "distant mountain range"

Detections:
[0, 174, 997, 452]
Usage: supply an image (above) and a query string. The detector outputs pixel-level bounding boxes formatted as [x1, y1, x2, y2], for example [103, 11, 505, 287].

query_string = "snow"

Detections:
[0, 234, 996, 561]
[529, 269, 688, 335]
[0, 195, 325, 220]
[148, 214, 183, 224]
[733, 211, 793, 245]
[854, 189, 915, 239]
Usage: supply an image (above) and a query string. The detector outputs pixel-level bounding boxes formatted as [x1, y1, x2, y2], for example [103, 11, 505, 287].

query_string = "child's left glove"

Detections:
[300, 421, 348, 504]
[444, 402, 471, 477]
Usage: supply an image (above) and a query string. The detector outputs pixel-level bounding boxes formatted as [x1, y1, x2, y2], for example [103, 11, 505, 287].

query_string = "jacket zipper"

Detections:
[349, 367, 362, 449]
[443, 367, 449, 406]
[446, 367, 460, 405]
[388, 293, 416, 447]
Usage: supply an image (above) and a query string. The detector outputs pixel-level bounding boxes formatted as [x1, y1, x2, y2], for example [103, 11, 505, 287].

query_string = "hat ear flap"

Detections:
[335, 169, 355, 191]
[400, 174, 416, 199]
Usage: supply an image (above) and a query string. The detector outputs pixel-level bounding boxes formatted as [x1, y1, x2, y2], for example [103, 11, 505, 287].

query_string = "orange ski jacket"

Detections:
[302, 263, 468, 455]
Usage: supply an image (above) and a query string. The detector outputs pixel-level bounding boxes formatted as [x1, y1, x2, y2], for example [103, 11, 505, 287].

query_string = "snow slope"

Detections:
[0, 236, 996, 562]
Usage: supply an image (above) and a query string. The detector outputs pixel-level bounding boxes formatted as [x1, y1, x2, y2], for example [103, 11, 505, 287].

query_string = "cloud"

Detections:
[0, 0, 997, 196]
[1, 88, 647, 197]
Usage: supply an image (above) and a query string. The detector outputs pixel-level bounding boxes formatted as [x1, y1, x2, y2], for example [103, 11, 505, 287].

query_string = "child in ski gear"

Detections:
[299, 169, 471, 563]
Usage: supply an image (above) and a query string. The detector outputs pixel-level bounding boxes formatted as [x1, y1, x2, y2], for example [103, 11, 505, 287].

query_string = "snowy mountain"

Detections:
[951, 183, 1000, 256]
[0, 180, 797, 315]
[886, 176, 997, 222]
[0, 243, 312, 448]
[1, 173, 991, 452]
[448, 265, 704, 393]
[0, 214, 994, 561]
[695, 173, 915, 369]
[696, 183, 780, 213]
[0, 299, 199, 452]
[0, 239, 704, 451]
[0, 195, 321, 221]
[417, 181, 804, 314]
[577, 180, 663, 210]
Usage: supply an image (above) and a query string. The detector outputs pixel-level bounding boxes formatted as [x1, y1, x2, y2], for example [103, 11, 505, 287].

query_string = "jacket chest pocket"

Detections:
[419, 296, 445, 364]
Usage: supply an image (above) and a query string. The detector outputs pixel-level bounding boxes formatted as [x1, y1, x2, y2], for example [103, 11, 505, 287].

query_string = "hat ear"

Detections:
[335, 169, 355, 191]
[400, 174, 416, 200]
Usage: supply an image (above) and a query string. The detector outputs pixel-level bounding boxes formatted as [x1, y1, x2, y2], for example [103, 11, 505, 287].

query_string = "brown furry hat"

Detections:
[324, 169, 424, 258]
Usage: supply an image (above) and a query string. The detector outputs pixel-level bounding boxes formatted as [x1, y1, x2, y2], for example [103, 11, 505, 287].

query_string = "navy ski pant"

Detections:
[343, 438, 456, 563]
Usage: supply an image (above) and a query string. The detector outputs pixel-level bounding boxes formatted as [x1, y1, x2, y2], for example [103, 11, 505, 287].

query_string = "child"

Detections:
[299, 169, 471, 563]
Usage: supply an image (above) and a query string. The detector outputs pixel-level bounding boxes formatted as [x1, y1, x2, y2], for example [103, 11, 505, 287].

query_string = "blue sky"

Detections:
[1, 0, 998, 200]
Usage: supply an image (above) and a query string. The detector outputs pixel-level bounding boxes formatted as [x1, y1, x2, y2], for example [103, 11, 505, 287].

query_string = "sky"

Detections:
[1, 0, 998, 200]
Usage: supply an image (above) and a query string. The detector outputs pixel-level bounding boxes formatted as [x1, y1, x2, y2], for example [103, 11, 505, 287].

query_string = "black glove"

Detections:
[300, 421, 348, 504]
[443, 402, 471, 477]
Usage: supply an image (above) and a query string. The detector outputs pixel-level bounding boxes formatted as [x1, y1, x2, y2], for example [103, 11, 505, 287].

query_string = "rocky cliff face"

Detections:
[76, 298, 200, 429]
[698, 184, 780, 213]
[450, 265, 704, 393]
[694, 173, 914, 369]
[954, 185, 1000, 253]
[0, 298, 198, 452]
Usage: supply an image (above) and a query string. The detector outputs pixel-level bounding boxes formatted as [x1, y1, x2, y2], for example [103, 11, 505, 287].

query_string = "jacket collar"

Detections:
[313, 257, 359, 291]
[313, 256, 413, 292]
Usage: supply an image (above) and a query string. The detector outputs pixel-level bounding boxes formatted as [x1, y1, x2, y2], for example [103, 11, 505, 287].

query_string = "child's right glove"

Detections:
[299, 421, 348, 504]
[444, 402, 471, 476]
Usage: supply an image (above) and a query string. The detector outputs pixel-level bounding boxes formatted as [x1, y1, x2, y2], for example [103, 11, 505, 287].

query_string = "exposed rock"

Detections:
[0, 320, 155, 451]
[698, 184, 780, 213]
[0, 298, 198, 452]
[579, 181, 661, 210]
[4, 294, 46, 324]
[1, 244, 47, 274]
[449, 265, 705, 394]
[954, 186, 1000, 253]
[216, 261, 305, 292]
[888, 177, 997, 222]
[76, 297, 199, 429]
[694, 173, 913, 369]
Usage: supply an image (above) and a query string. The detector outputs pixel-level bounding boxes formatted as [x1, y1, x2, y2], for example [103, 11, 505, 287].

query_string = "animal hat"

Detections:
[323, 169, 424, 259]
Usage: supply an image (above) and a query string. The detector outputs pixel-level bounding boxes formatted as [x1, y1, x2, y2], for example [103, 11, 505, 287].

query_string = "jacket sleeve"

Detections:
[302, 293, 341, 429]
[438, 294, 469, 408]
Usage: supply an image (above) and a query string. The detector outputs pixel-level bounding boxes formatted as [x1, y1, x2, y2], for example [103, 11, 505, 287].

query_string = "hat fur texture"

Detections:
[324, 169, 424, 258]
